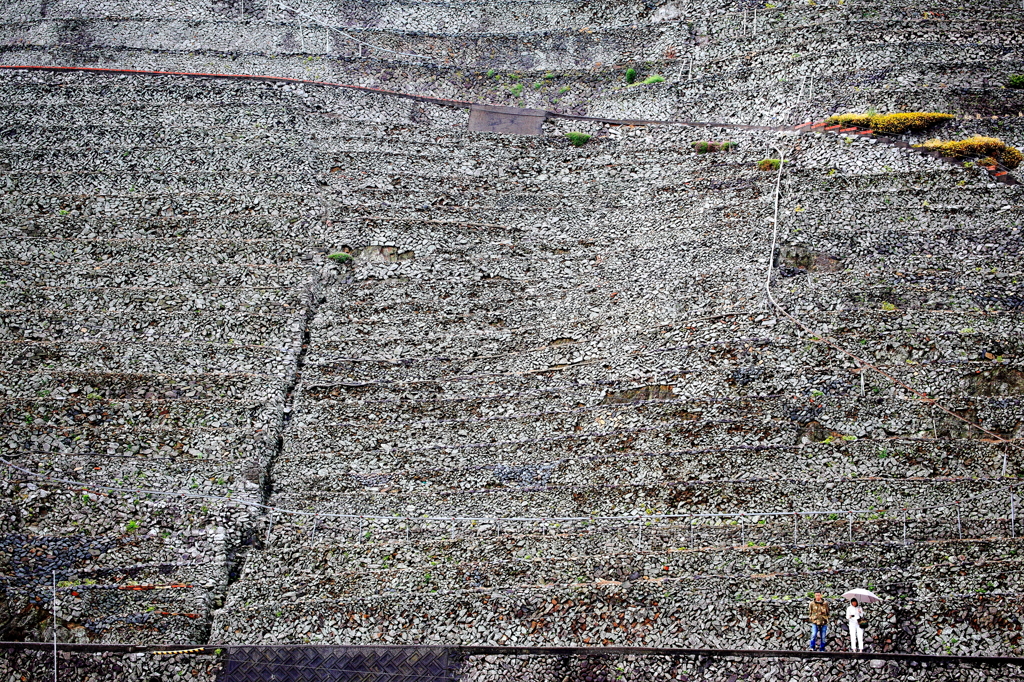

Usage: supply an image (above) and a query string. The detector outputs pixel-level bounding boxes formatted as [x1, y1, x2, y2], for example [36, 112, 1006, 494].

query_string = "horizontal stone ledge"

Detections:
[1, 642, 1022, 666]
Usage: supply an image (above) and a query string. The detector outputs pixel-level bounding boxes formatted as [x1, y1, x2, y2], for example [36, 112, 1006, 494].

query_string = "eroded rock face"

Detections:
[0, 0, 1022, 667]
[601, 384, 676, 404]
[355, 244, 416, 263]
[776, 245, 844, 275]
[969, 366, 1024, 397]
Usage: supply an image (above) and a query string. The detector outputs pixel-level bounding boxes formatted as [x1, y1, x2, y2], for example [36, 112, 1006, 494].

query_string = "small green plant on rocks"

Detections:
[328, 252, 353, 264]
[509, 83, 524, 96]
[625, 67, 637, 84]
[758, 159, 782, 171]
[566, 132, 592, 147]
[693, 140, 736, 153]
[1007, 74, 1024, 89]
[640, 74, 665, 85]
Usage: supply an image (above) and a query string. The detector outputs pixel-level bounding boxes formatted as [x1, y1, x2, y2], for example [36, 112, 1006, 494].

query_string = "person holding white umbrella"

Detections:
[842, 588, 882, 653]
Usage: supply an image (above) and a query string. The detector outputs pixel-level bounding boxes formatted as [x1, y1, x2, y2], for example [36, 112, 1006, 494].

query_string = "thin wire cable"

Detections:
[226, 561, 1024, 608]
[275, 2, 427, 61]
[4, 456, 1022, 522]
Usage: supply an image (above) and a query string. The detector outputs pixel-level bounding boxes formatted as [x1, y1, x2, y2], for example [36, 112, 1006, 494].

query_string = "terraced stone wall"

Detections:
[0, 0, 1023, 674]
[3, 0, 1023, 130]
[2, 66, 1023, 655]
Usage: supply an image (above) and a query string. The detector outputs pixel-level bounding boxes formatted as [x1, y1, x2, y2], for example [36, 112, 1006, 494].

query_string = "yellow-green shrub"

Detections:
[826, 112, 953, 135]
[915, 135, 1022, 169]
[1000, 145, 1024, 169]
[827, 113, 873, 129]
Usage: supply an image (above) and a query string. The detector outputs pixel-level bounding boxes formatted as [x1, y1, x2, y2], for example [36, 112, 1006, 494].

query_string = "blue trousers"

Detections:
[809, 623, 827, 650]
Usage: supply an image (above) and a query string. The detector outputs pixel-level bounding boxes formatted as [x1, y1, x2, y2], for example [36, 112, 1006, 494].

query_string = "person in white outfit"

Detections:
[846, 598, 864, 652]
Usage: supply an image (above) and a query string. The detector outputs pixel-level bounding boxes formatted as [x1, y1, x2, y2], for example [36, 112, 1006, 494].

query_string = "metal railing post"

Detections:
[52, 571, 57, 682]
[1012, 492, 1017, 538]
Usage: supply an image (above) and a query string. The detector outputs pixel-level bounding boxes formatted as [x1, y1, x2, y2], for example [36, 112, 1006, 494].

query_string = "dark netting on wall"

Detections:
[217, 646, 454, 682]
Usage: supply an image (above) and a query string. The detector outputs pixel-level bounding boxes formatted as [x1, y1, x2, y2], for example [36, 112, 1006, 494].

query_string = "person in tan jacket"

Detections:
[808, 592, 830, 651]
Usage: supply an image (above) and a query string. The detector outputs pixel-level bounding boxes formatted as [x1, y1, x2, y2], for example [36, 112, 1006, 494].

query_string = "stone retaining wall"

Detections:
[0, 0, 1022, 672]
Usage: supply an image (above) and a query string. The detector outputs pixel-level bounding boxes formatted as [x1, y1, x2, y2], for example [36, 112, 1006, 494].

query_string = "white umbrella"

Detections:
[842, 588, 882, 603]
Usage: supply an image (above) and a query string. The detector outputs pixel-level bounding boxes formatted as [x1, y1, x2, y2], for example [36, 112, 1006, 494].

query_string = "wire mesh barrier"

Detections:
[209, 645, 1024, 682]
[217, 646, 454, 682]
[261, 498, 1023, 553]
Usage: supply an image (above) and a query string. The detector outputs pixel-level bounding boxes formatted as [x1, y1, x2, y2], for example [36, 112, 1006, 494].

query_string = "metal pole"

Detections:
[52, 571, 57, 682]
[637, 518, 643, 549]
[690, 515, 694, 547]
[740, 515, 744, 546]
[848, 512, 853, 542]
[793, 513, 798, 546]
[957, 503, 962, 539]
[265, 512, 274, 547]
[1012, 492, 1017, 538]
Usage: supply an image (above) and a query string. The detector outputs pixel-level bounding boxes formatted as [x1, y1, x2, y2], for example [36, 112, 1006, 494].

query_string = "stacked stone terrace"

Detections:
[0, 71, 342, 643]
[0, 0, 1022, 668]
[2, 0, 1024, 127]
[209, 105, 1024, 654]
